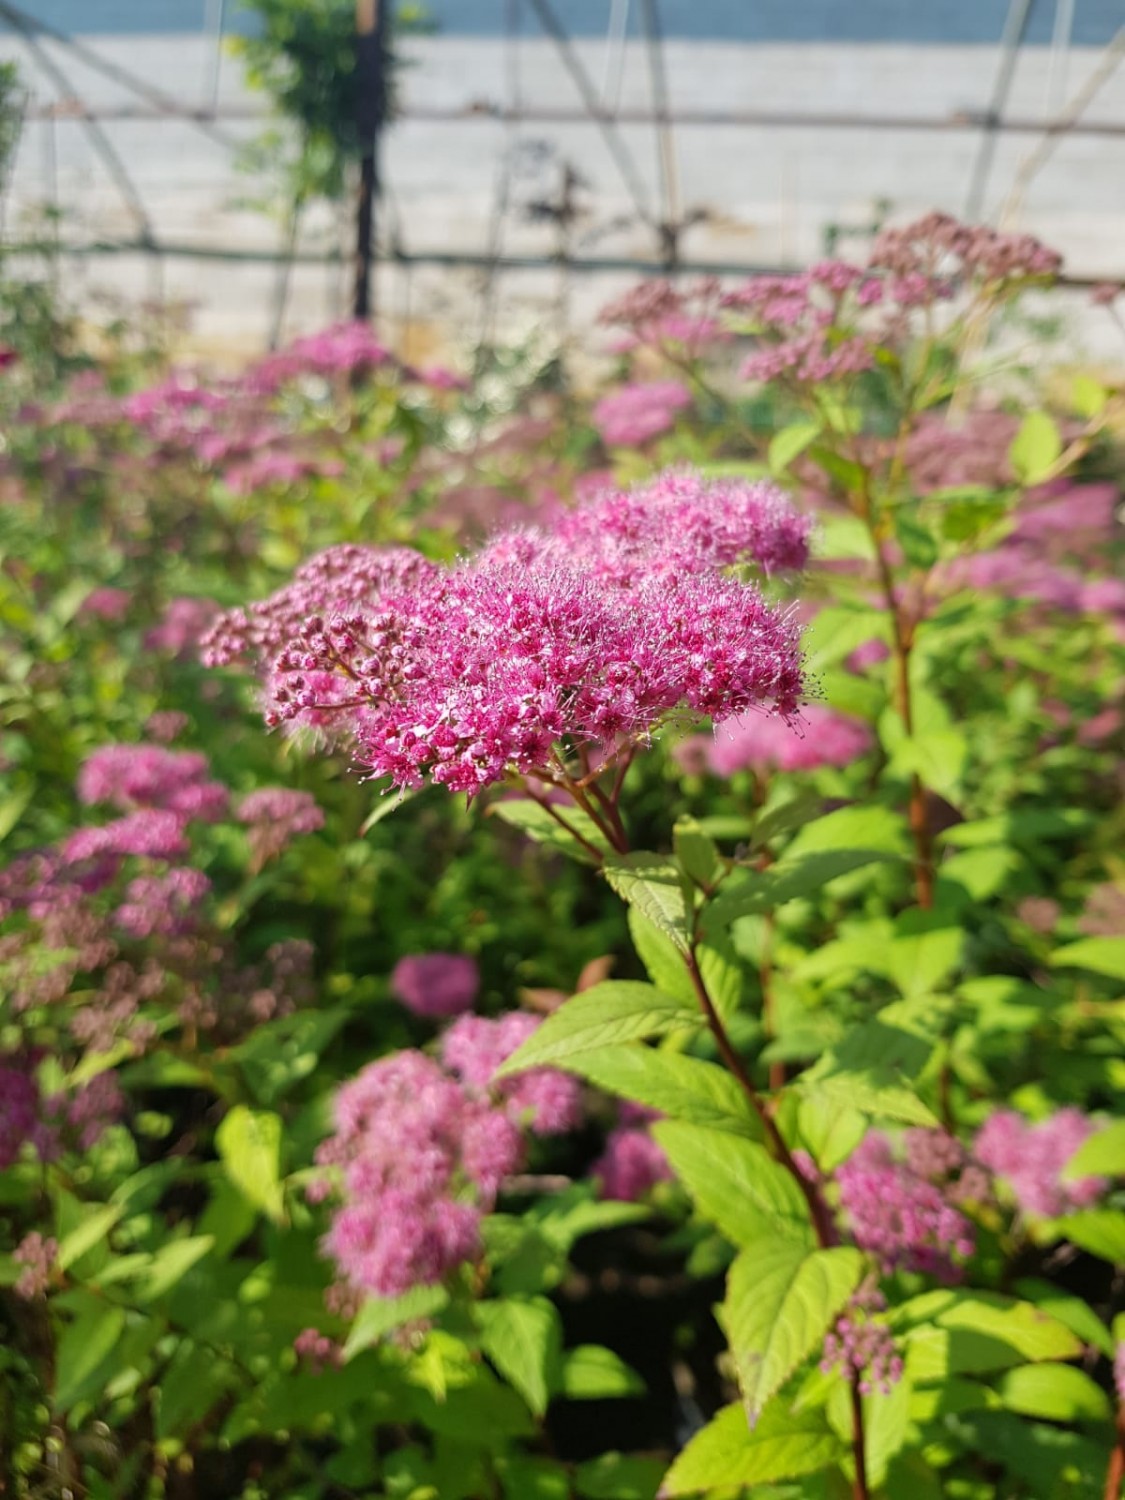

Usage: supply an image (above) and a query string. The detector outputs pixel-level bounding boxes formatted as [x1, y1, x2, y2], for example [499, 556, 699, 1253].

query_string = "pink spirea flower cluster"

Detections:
[675, 702, 872, 777]
[0, 1064, 55, 1167]
[973, 1108, 1107, 1219]
[114, 867, 212, 939]
[78, 744, 229, 823]
[836, 1131, 976, 1281]
[441, 1013, 583, 1134]
[593, 1105, 673, 1202]
[390, 953, 480, 1019]
[13, 1232, 57, 1300]
[247, 321, 391, 395]
[591, 380, 692, 447]
[237, 788, 325, 868]
[316, 1051, 524, 1297]
[205, 472, 808, 796]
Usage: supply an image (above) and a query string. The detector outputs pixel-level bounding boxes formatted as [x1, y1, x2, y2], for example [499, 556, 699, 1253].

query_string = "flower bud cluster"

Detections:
[821, 1284, 903, 1395]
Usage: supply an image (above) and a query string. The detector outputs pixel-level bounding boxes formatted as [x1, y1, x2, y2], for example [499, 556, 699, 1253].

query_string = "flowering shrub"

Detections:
[0, 213, 1123, 1500]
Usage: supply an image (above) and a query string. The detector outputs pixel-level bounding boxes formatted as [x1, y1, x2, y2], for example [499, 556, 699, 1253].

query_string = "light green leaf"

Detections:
[55, 1204, 122, 1273]
[560, 1345, 645, 1400]
[653, 1122, 813, 1248]
[673, 817, 721, 889]
[574, 1452, 663, 1499]
[561, 1045, 760, 1138]
[604, 854, 692, 951]
[660, 1399, 840, 1495]
[54, 1301, 126, 1411]
[886, 910, 963, 998]
[799, 998, 944, 1127]
[1012, 1278, 1115, 1357]
[769, 419, 823, 474]
[1050, 936, 1125, 982]
[1062, 1119, 1125, 1180]
[1057, 1209, 1125, 1263]
[476, 1296, 563, 1416]
[796, 1093, 868, 1172]
[1009, 410, 1062, 485]
[626, 909, 744, 1021]
[703, 849, 895, 932]
[897, 1291, 1083, 1381]
[785, 804, 908, 857]
[724, 1242, 864, 1422]
[996, 1363, 1111, 1424]
[214, 1105, 286, 1224]
[489, 798, 612, 865]
[343, 1284, 449, 1360]
[133, 1236, 215, 1302]
[493, 983, 699, 1077]
[1070, 372, 1108, 418]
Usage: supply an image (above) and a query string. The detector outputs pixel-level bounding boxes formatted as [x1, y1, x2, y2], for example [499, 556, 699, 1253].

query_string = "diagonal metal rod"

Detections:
[0, 0, 240, 150]
[639, 0, 680, 268]
[524, 0, 656, 229]
[1002, 23, 1125, 226]
[1, 5, 155, 246]
[964, 0, 1034, 221]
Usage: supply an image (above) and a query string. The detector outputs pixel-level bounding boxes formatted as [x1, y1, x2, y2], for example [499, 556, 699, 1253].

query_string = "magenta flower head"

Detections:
[836, 1131, 975, 1281]
[974, 1108, 1107, 1219]
[390, 953, 480, 1019]
[594, 1123, 673, 1202]
[440, 1013, 584, 1136]
[207, 469, 808, 798]
[315, 1050, 524, 1297]
[591, 379, 693, 447]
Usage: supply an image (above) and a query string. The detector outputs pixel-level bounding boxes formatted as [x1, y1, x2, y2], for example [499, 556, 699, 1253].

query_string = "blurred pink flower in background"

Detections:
[390, 953, 480, 1018]
[592, 380, 692, 447]
[675, 702, 872, 777]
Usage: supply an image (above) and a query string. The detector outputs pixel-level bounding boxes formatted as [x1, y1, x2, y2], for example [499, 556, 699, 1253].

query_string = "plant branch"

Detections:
[850, 1376, 871, 1500]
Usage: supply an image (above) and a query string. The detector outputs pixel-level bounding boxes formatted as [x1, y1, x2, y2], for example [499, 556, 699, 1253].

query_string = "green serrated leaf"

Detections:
[343, 1283, 450, 1360]
[604, 854, 692, 951]
[476, 1296, 563, 1416]
[703, 849, 894, 932]
[494, 983, 699, 1077]
[673, 817, 722, 889]
[489, 797, 613, 865]
[653, 1122, 813, 1248]
[724, 1242, 863, 1422]
[215, 1105, 286, 1224]
[562, 1045, 761, 1138]
[660, 1399, 840, 1494]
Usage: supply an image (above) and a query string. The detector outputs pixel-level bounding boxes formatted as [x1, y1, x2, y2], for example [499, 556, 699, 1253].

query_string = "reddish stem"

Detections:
[1105, 1414, 1125, 1500]
[850, 1377, 871, 1500]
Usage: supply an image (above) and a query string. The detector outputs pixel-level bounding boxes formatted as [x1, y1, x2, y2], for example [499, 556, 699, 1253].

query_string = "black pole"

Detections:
[354, 0, 386, 321]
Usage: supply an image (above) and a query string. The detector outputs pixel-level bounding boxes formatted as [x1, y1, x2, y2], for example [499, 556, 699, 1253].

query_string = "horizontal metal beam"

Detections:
[17, 99, 1125, 137]
[3, 236, 1113, 285]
